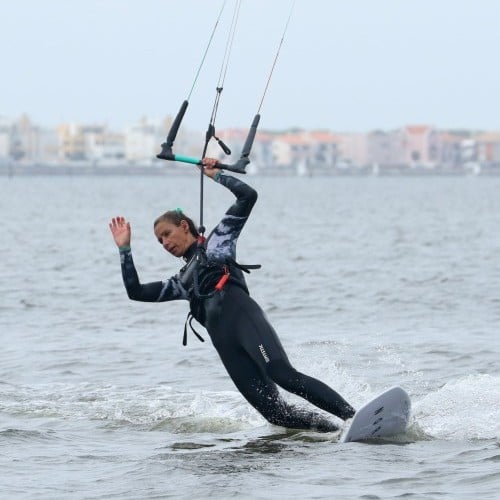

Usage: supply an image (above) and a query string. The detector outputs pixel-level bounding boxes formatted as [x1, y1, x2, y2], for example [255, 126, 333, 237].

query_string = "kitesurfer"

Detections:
[109, 158, 355, 432]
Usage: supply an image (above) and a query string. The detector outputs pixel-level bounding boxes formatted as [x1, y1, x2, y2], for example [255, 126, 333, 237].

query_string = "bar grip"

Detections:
[240, 114, 260, 159]
[157, 100, 189, 160]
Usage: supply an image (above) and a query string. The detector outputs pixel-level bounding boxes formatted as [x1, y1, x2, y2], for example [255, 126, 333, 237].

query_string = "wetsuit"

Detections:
[118, 173, 355, 432]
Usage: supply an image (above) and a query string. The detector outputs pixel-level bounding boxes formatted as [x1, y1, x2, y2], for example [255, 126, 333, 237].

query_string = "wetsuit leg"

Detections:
[213, 344, 339, 432]
[204, 286, 352, 431]
[247, 312, 355, 419]
[266, 359, 355, 420]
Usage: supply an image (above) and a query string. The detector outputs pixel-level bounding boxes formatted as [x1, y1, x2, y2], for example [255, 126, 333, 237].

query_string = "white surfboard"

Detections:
[341, 386, 411, 443]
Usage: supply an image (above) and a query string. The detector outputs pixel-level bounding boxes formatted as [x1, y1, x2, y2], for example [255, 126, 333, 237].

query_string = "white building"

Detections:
[0, 116, 11, 163]
[125, 117, 168, 164]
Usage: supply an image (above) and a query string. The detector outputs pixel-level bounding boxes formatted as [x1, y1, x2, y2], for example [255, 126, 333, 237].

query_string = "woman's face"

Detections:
[154, 219, 195, 257]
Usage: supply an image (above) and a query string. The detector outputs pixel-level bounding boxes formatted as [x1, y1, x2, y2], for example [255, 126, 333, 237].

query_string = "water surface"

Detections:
[1, 173, 499, 498]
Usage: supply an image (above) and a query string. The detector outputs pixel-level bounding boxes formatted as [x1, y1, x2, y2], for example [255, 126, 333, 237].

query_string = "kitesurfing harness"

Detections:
[180, 235, 261, 346]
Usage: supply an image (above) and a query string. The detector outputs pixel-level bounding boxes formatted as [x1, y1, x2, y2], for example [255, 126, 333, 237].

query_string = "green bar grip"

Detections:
[173, 155, 202, 165]
[168, 154, 245, 174]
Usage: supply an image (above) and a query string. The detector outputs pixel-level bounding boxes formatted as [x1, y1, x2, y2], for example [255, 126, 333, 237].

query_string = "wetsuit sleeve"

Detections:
[216, 173, 258, 218]
[119, 247, 188, 302]
[206, 174, 258, 261]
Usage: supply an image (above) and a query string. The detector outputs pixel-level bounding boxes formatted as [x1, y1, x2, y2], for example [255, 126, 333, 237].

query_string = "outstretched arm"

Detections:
[109, 216, 186, 302]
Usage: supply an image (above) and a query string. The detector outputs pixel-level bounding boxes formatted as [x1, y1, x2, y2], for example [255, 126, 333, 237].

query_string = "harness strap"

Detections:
[192, 266, 217, 299]
[226, 257, 261, 274]
[183, 312, 206, 346]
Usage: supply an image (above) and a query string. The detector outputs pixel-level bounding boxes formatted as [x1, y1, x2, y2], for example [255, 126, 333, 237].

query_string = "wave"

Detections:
[1, 373, 498, 442]
[0, 383, 265, 433]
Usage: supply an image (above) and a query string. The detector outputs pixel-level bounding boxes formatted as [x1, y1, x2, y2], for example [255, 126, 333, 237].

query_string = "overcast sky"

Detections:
[1, 0, 499, 132]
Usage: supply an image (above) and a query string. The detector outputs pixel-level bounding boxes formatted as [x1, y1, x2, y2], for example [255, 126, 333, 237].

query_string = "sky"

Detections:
[1, 0, 499, 133]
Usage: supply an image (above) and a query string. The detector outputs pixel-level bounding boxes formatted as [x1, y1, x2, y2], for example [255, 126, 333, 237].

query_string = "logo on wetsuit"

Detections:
[259, 344, 270, 363]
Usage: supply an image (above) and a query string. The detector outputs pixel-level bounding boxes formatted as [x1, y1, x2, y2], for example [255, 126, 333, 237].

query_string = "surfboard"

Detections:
[341, 386, 411, 443]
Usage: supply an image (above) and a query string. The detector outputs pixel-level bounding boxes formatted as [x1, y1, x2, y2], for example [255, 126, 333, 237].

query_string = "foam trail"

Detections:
[413, 374, 500, 440]
[0, 382, 265, 433]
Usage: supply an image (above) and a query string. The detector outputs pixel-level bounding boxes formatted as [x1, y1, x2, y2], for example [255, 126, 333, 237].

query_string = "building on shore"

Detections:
[1, 113, 500, 174]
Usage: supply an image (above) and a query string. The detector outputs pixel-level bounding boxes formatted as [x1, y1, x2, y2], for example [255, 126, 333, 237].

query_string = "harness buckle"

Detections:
[215, 265, 230, 291]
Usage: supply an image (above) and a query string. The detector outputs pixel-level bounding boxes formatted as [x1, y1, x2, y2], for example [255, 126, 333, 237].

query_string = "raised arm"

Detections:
[202, 158, 258, 218]
[202, 159, 258, 260]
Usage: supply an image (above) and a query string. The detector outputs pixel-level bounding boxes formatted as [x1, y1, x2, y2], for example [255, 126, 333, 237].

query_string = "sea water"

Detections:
[0, 173, 499, 499]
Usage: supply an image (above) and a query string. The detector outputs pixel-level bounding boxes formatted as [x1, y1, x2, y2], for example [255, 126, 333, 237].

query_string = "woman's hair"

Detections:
[154, 209, 199, 237]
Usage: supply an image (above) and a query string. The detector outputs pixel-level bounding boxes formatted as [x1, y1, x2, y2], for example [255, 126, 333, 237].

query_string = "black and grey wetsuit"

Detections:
[119, 174, 355, 432]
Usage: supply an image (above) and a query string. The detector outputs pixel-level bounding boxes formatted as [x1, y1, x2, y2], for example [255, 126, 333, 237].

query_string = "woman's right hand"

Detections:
[202, 157, 221, 179]
[109, 216, 131, 248]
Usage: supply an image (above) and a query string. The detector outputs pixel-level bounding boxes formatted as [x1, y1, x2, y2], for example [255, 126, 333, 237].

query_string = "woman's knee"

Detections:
[267, 359, 304, 390]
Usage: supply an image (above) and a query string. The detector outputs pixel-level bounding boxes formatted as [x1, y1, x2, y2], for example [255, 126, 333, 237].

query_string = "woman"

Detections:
[109, 159, 355, 432]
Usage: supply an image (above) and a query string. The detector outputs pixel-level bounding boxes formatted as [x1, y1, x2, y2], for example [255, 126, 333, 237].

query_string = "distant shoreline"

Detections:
[0, 164, 186, 177]
[1, 163, 500, 177]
